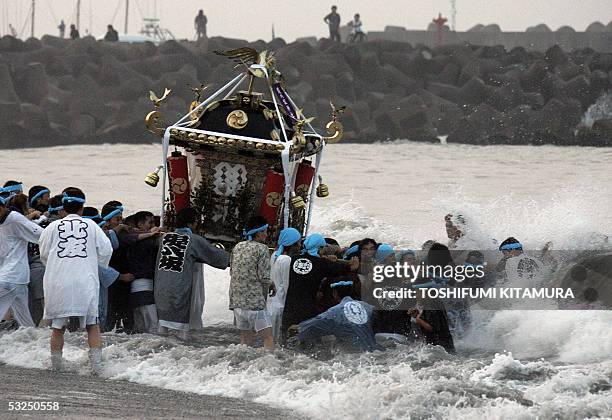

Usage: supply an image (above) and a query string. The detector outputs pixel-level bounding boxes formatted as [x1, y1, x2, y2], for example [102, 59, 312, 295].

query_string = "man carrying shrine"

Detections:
[154, 208, 230, 340]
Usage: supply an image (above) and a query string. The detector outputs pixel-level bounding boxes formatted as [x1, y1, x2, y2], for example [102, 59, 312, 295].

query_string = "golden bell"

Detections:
[316, 183, 329, 198]
[291, 195, 305, 209]
[145, 166, 163, 187]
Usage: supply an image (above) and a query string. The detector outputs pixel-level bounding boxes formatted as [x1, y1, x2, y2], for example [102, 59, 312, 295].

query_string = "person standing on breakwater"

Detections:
[58, 20, 66, 38]
[348, 13, 366, 43]
[195, 10, 208, 40]
[104, 25, 119, 42]
[324, 5, 341, 42]
[69, 24, 80, 40]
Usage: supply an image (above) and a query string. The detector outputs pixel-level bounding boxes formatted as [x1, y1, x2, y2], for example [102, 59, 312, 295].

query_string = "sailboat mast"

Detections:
[30, 0, 35, 38]
[76, 0, 81, 31]
[124, 0, 129, 34]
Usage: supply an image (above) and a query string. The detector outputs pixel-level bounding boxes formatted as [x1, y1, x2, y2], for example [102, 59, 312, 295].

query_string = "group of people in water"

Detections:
[0, 179, 599, 375]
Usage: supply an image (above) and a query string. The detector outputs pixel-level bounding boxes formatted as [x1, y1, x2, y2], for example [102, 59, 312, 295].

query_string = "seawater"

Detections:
[1, 142, 611, 419]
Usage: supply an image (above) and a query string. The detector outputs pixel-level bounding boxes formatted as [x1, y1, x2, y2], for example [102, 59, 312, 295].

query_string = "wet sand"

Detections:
[0, 363, 292, 419]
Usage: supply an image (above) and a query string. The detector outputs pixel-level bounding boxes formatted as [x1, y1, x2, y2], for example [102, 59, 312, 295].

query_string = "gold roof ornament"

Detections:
[323, 100, 345, 144]
[146, 88, 172, 135]
[189, 84, 209, 102]
[226, 110, 249, 130]
[149, 88, 171, 108]
[214, 48, 280, 80]
[145, 110, 165, 135]
[187, 84, 210, 127]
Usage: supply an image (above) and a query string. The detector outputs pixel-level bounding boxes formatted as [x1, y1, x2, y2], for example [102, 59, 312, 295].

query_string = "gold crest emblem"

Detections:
[266, 192, 282, 207]
[171, 178, 188, 194]
[226, 110, 249, 130]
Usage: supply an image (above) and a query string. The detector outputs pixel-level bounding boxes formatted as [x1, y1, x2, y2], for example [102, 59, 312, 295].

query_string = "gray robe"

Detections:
[154, 228, 229, 330]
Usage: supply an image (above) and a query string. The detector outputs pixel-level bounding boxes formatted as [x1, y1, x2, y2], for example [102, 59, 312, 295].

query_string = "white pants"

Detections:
[233, 308, 272, 332]
[51, 316, 97, 330]
[133, 304, 158, 334]
[267, 306, 284, 342]
[0, 283, 35, 327]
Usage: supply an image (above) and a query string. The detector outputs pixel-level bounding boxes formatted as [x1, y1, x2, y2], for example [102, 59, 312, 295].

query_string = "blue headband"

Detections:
[98, 220, 107, 227]
[29, 189, 49, 206]
[302, 233, 327, 256]
[103, 206, 124, 221]
[0, 194, 15, 205]
[81, 215, 98, 219]
[48, 205, 64, 213]
[330, 280, 353, 288]
[375, 243, 395, 263]
[500, 242, 522, 251]
[342, 244, 359, 259]
[243, 224, 268, 240]
[62, 192, 86, 204]
[0, 184, 23, 193]
[274, 227, 301, 258]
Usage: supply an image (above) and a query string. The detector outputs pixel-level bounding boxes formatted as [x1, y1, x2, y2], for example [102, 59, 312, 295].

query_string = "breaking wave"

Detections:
[1, 143, 611, 418]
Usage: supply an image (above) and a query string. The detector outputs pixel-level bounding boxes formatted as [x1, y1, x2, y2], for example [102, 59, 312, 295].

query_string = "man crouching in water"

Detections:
[38, 188, 113, 374]
[229, 216, 277, 351]
[288, 279, 382, 352]
[409, 288, 455, 354]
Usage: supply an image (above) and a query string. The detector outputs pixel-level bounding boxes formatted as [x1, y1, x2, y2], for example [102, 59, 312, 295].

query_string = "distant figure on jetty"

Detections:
[324, 5, 341, 42]
[348, 13, 366, 43]
[69, 24, 80, 40]
[195, 9, 208, 40]
[104, 25, 119, 42]
[58, 20, 66, 38]
[9, 24, 17, 38]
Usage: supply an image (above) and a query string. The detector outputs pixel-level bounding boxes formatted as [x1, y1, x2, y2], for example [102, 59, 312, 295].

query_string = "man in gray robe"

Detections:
[154, 208, 230, 340]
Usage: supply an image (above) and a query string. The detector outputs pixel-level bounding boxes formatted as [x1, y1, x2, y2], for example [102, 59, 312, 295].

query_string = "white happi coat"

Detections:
[0, 211, 43, 285]
[39, 214, 113, 319]
[266, 254, 292, 341]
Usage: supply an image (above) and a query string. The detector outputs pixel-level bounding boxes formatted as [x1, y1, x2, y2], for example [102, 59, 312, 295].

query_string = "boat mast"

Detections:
[30, 0, 34, 38]
[76, 0, 81, 31]
[124, 0, 129, 33]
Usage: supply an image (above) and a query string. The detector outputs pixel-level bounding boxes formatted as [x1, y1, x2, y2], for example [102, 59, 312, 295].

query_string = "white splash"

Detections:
[580, 92, 612, 128]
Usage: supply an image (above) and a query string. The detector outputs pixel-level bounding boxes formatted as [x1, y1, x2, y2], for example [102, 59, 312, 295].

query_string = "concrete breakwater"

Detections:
[0, 34, 611, 148]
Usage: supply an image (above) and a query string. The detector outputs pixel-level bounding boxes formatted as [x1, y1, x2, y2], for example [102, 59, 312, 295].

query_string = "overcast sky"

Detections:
[1, 0, 610, 41]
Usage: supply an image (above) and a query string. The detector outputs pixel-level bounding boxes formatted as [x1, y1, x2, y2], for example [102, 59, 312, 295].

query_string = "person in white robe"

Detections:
[39, 189, 113, 374]
[266, 228, 302, 342]
[0, 191, 43, 327]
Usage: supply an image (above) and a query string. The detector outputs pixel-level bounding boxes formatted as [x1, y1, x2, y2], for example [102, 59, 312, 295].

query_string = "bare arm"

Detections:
[409, 309, 433, 332]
